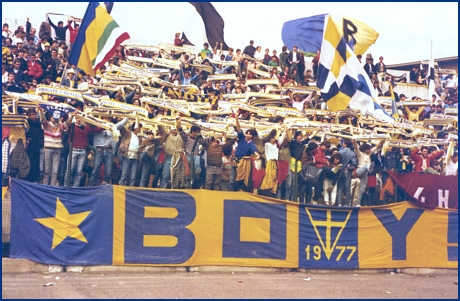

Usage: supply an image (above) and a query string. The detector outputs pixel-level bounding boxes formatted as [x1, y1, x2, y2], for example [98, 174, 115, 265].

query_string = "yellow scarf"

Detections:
[260, 159, 278, 194]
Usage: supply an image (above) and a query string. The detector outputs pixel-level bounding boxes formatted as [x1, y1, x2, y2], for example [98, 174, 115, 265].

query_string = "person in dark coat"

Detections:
[363, 56, 376, 80]
[26, 107, 44, 183]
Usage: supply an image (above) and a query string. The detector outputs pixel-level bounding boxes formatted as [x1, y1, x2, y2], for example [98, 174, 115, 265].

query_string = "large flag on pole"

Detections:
[189, 2, 229, 50]
[282, 14, 379, 55]
[68, 2, 130, 76]
[317, 15, 393, 123]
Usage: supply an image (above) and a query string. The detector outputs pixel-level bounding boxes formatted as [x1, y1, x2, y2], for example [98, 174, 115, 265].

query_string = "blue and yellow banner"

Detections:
[9, 179, 457, 269]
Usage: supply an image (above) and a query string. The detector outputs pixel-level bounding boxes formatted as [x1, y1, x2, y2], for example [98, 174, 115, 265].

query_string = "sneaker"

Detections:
[338, 204, 343, 207]
[355, 204, 361, 207]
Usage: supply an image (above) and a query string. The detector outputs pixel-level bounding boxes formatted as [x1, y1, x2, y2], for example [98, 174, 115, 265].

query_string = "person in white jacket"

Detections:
[291, 92, 316, 112]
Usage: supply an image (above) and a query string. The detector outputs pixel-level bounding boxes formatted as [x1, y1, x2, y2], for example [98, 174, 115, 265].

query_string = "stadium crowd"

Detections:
[2, 17, 458, 207]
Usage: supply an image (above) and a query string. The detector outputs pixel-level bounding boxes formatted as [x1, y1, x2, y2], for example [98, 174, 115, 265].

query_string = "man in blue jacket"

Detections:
[336, 138, 358, 207]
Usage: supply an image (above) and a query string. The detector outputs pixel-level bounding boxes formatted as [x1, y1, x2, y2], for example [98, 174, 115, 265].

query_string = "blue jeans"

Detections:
[289, 171, 302, 201]
[186, 154, 201, 172]
[89, 147, 113, 186]
[150, 148, 163, 188]
[139, 152, 154, 187]
[44, 148, 61, 186]
[298, 184, 313, 204]
[39, 148, 44, 182]
[229, 165, 237, 191]
[356, 167, 369, 205]
[160, 154, 173, 188]
[64, 148, 86, 187]
[120, 157, 138, 186]
[277, 169, 293, 200]
[58, 152, 67, 186]
[337, 169, 352, 206]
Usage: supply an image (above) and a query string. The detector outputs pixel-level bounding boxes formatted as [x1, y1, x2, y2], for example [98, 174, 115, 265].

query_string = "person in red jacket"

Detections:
[64, 108, 104, 187]
[410, 145, 446, 173]
[174, 32, 184, 46]
[313, 140, 331, 169]
[68, 20, 79, 49]
[312, 140, 331, 202]
[25, 53, 43, 81]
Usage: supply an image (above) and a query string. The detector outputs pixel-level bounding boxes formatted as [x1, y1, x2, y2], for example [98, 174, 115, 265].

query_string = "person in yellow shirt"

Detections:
[404, 105, 425, 122]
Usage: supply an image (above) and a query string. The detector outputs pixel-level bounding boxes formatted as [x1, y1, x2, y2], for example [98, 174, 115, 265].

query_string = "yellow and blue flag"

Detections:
[316, 15, 393, 123]
[68, 2, 130, 76]
[282, 14, 379, 55]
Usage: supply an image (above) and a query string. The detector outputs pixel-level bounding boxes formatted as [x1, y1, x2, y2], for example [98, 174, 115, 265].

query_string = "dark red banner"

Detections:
[388, 171, 458, 209]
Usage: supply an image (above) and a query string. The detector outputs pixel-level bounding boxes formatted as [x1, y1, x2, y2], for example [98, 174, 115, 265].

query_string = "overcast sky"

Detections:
[2, 2, 458, 65]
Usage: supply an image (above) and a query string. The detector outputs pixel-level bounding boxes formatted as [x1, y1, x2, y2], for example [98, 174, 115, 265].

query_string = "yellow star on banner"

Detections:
[35, 198, 91, 250]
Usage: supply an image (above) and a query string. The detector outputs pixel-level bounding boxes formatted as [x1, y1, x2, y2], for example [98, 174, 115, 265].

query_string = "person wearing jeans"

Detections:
[118, 121, 143, 187]
[44, 147, 61, 186]
[120, 156, 138, 187]
[337, 139, 358, 206]
[160, 154, 173, 188]
[337, 169, 352, 206]
[138, 128, 167, 187]
[89, 117, 128, 186]
[202, 135, 236, 190]
[64, 148, 86, 187]
[38, 105, 68, 186]
[277, 168, 292, 200]
[178, 121, 210, 184]
[353, 139, 384, 206]
[161, 122, 184, 189]
[39, 148, 44, 182]
[89, 146, 114, 185]
[64, 112, 103, 187]
[151, 145, 165, 188]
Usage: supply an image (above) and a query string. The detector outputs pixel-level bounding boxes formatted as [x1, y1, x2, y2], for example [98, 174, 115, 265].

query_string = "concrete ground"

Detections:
[2, 270, 458, 299]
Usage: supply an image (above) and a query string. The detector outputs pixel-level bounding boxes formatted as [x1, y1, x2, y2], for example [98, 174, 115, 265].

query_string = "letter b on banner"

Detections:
[124, 190, 196, 264]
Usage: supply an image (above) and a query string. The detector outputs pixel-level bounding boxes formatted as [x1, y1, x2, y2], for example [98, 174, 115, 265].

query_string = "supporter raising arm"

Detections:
[232, 113, 260, 191]
[179, 63, 201, 85]
[410, 145, 446, 173]
[352, 139, 384, 206]
[68, 20, 79, 48]
[47, 16, 69, 43]
[404, 105, 426, 122]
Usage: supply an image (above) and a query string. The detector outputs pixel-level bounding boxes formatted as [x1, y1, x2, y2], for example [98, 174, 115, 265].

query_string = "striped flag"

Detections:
[317, 15, 393, 123]
[68, 2, 130, 76]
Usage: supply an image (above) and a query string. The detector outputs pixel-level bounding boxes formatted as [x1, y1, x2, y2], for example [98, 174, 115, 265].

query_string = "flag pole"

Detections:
[59, 61, 69, 86]
[427, 40, 433, 101]
[66, 122, 74, 187]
